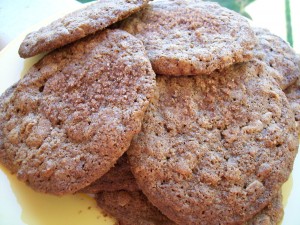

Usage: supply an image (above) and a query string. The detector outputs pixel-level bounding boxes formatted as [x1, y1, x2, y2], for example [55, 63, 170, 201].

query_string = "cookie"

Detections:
[18, 0, 149, 58]
[0, 83, 18, 163]
[97, 191, 175, 225]
[246, 192, 283, 225]
[96, 190, 283, 225]
[128, 60, 298, 224]
[284, 77, 300, 134]
[0, 29, 156, 195]
[81, 153, 139, 193]
[120, 0, 257, 76]
[253, 27, 300, 90]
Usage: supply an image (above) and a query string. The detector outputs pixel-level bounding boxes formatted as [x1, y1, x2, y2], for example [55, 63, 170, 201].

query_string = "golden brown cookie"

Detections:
[120, 0, 257, 75]
[128, 60, 298, 224]
[18, 0, 149, 58]
[0, 29, 155, 195]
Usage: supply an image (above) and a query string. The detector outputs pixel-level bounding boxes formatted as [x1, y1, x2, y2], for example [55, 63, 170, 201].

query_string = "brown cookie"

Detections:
[18, 0, 149, 58]
[0, 83, 19, 161]
[96, 190, 283, 225]
[0, 29, 156, 195]
[246, 192, 283, 225]
[254, 27, 300, 90]
[81, 153, 139, 193]
[128, 60, 298, 224]
[120, 0, 257, 76]
[284, 77, 300, 134]
[97, 191, 175, 225]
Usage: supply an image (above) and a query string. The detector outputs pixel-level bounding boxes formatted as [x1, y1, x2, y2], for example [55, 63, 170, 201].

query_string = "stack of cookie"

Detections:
[1, 0, 299, 224]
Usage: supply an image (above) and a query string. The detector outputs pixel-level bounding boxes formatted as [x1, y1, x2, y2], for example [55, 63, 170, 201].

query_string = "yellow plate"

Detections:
[0, 10, 299, 225]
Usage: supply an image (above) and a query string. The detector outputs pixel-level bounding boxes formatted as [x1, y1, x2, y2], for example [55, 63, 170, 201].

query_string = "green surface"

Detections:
[285, 0, 293, 46]
[76, 0, 95, 3]
[206, 0, 255, 19]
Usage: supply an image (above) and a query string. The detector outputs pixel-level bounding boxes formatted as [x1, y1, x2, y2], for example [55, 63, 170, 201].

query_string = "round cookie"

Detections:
[18, 0, 149, 58]
[128, 60, 298, 224]
[284, 77, 300, 134]
[0, 29, 156, 195]
[254, 27, 300, 90]
[120, 0, 257, 76]
[81, 153, 139, 193]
